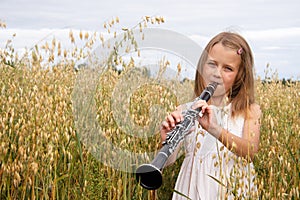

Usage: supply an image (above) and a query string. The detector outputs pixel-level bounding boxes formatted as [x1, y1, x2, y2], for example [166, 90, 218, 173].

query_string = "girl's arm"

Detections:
[196, 101, 261, 160]
[218, 103, 261, 160]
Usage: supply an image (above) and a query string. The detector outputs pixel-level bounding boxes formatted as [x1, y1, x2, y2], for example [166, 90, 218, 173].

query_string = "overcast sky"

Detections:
[1, 0, 300, 79]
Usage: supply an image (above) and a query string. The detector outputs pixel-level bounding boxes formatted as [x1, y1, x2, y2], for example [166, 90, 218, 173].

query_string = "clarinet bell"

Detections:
[136, 164, 162, 190]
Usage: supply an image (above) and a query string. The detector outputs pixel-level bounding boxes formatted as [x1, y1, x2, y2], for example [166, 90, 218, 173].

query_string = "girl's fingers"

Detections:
[192, 100, 208, 110]
[173, 111, 183, 122]
[204, 105, 214, 114]
[201, 104, 211, 113]
[166, 114, 176, 127]
[166, 111, 182, 126]
[161, 107, 185, 142]
[161, 120, 171, 131]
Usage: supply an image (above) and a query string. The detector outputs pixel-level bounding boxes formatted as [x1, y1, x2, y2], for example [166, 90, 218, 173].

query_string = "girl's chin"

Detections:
[215, 87, 226, 95]
[212, 89, 227, 99]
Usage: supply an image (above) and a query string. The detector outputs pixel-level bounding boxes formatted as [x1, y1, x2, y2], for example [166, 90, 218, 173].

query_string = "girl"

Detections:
[161, 32, 261, 199]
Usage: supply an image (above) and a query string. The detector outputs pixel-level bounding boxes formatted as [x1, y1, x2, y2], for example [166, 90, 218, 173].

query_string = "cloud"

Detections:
[261, 46, 282, 50]
[244, 27, 300, 41]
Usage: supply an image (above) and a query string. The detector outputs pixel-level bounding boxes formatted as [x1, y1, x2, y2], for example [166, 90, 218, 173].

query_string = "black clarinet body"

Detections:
[136, 82, 218, 190]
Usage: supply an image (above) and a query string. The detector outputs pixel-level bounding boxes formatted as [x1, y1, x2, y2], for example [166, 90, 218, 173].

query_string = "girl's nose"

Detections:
[212, 66, 221, 78]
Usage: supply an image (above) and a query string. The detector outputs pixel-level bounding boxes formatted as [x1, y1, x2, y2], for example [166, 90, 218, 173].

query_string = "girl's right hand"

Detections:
[160, 108, 184, 142]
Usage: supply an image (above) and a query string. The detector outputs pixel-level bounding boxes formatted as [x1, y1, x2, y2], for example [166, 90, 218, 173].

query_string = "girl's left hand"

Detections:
[192, 100, 222, 139]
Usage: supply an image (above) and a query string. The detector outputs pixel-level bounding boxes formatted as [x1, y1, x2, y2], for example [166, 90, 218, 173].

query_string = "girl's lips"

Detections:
[210, 81, 222, 86]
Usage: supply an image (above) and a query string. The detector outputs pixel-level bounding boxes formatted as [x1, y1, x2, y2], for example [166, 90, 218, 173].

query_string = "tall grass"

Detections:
[254, 72, 300, 199]
[0, 17, 299, 199]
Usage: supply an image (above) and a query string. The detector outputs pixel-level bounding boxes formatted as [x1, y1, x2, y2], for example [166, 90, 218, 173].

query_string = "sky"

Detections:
[1, 0, 300, 79]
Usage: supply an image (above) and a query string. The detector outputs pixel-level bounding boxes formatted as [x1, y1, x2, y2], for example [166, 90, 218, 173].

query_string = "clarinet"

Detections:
[135, 82, 218, 190]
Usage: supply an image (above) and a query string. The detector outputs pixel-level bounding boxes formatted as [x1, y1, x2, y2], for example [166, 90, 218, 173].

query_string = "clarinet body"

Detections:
[136, 82, 218, 190]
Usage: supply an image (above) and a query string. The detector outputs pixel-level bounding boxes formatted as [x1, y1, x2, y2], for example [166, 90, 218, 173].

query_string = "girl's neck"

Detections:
[211, 95, 227, 107]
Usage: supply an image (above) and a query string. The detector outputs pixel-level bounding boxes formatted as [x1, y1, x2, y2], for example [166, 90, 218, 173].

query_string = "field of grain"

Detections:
[0, 17, 299, 199]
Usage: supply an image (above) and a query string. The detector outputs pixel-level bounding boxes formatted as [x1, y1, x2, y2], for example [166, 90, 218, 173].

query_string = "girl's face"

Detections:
[202, 43, 241, 98]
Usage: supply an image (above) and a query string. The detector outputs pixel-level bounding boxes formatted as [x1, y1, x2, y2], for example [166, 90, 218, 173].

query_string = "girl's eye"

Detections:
[224, 66, 233, 71]
[207, 62, 216, 67]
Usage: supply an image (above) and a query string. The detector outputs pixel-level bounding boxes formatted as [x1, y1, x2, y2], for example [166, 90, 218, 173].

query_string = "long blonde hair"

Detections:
[194, 32, 255, 118]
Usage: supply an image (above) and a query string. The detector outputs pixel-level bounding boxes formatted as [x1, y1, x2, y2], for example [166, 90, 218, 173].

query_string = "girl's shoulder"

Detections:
[248, 103, 262, 120]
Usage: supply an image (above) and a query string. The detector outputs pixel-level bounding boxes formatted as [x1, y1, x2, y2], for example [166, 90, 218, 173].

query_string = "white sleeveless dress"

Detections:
[171, 104, 258, 200]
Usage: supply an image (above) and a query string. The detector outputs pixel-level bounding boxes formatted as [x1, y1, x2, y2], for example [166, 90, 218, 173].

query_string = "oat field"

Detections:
[0, 17, 299, 199]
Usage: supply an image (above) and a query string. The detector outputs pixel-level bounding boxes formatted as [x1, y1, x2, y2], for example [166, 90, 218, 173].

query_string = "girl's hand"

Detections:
[160, 107, 184, 142]
[192, 100, 222, 139]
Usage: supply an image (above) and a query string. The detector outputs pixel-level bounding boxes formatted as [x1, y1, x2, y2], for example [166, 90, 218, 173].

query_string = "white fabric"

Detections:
[171, 104, 257, 200]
